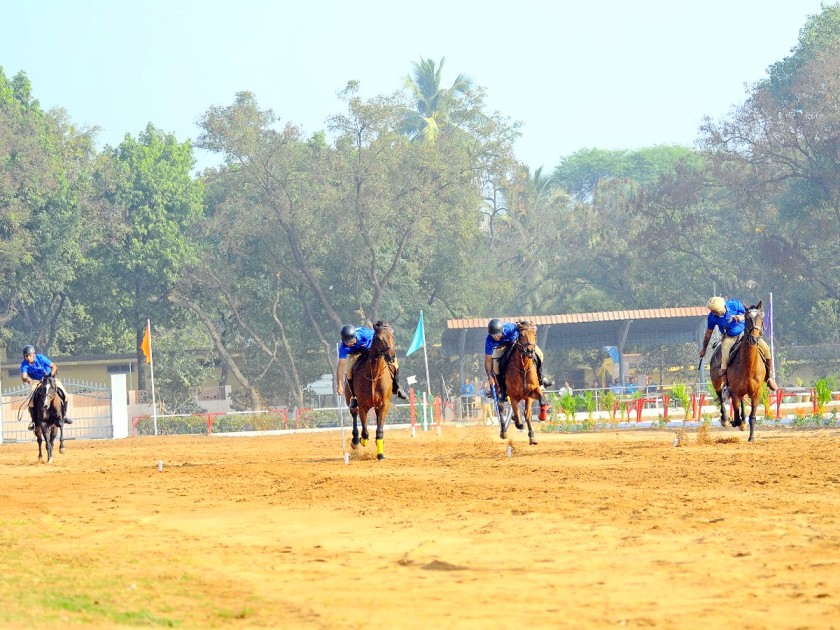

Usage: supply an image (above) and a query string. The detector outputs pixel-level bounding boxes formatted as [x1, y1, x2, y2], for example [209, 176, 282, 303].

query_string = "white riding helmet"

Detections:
[707, 296, 725, 314]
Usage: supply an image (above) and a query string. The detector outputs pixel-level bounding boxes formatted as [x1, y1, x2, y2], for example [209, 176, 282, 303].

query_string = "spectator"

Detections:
[479, 380, 494, 425]
[558, 381, 573, 397]
[610, 378, 624, 395]
[459, 377, 475, 397]
[625, 376, 639, 395]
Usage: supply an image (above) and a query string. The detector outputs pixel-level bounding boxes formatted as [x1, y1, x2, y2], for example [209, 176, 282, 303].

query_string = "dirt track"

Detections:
[1, 424, 839, 629]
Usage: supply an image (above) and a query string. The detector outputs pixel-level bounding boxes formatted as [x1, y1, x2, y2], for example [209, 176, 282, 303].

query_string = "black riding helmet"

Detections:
[23, 344, 35, 356]
[340, 324, 357, 343]
[487, 319, 503, 335]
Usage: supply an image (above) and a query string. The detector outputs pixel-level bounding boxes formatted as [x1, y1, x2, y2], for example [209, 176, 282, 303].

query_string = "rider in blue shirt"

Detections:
[335, 324, 408, 409]
[483, 319, 553, 408]
[20, 345, 72, 430]
[700, 297, 777, 391]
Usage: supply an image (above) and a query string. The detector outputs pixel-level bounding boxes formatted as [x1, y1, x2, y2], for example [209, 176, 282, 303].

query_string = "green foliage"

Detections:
[581, 390, 597, 419]
[814, 378, 832, 415]
[670, 384, 691, 420]
[559, 391, 578, 422]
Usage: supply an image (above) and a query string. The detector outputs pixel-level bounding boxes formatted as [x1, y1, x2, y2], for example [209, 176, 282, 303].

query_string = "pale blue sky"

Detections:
[2, 1, 829, 171]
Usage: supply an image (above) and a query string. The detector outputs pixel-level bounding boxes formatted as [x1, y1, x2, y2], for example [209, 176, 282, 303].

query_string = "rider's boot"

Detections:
[536, 357, 554, 388]
[61, 398, 73, 424]
[391, 367, 409, 400]
[765, 357, 779, 391]
[27, 407, 35, 432]
[347, 380, 358, 410]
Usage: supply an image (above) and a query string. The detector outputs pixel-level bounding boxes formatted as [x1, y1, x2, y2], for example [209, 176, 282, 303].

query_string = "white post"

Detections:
[421, 310, 432, 399]
[146, 319, 159, 436]
[769, 291, 776, 372]
[111, 373, 129, 439]
[0, 364, 4, 445]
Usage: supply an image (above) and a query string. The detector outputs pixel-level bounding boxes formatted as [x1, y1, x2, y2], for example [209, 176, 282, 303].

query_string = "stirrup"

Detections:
[27, 422, 35, 431]
[64, 417, 73, 424]
[540, 376, 554, 387]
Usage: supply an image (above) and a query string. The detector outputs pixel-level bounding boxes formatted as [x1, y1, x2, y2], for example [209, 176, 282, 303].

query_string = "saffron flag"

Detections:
[406, 313, 424, 356]
[140, 322, 152, 364]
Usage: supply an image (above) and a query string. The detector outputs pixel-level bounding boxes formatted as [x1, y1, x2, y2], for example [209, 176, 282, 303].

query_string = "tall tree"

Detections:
[99, 124, 204, 390]
[401, 57, 473, 142]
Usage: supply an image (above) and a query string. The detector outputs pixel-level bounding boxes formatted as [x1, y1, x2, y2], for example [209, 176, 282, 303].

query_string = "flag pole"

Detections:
[769, 291, 775, 374]
[146, 319, 159, 436]
[421, 310, 432, 398]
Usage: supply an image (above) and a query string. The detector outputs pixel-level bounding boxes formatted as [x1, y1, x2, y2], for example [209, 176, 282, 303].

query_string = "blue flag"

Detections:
[406, 313, 424, 356]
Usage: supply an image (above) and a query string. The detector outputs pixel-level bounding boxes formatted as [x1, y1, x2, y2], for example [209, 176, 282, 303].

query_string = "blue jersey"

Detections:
[707, 299, 746, 337]
[21, 353, 53, 380]
[485, 322, 519, 355]
[337, 327, 375, 359]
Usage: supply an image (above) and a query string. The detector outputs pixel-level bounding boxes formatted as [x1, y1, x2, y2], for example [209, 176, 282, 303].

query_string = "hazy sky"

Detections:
[2, 1, 829, 171]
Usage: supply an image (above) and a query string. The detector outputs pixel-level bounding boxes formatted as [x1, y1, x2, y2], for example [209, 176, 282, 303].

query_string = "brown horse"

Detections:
[32, 374, 67, 463]
[710, 302, 766, 442]
[499, 321, 546, 446]
[345, 321, 396, 460]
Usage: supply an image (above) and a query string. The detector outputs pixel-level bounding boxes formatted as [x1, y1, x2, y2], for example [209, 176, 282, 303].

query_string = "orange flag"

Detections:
[140, 322, 152, 364]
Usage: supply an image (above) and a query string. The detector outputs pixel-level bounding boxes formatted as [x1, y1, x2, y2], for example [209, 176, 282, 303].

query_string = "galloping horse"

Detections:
[32, 374, 67, 463]
[499, 321, 545, 446]
[345, 321, 396, 460]
[710, 302, 766, 442]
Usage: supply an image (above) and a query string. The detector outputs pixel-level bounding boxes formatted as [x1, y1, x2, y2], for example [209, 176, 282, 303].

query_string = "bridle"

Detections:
[36, 375, 58, 413]
[515, 331, 536, 359]
[371, 324, 396, 364]
[745, 308, 764, 346]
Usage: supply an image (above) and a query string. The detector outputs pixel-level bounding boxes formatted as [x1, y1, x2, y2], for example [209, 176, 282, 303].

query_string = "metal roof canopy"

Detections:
[443, 307, 709, 370]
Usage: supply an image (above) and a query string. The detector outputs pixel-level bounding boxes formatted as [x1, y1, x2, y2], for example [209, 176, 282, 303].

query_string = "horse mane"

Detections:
[516, 320, 535, 331]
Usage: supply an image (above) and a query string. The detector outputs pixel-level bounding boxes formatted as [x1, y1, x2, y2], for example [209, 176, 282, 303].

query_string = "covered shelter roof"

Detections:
[442, 306, 709, 356]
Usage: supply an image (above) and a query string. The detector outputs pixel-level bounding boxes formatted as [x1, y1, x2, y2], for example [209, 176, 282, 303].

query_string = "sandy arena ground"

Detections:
[1, 424, 839, 629]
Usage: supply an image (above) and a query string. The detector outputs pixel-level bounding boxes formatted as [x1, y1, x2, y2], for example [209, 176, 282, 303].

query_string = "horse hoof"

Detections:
[530, 439, 538, 446]
[719, 418, 729, 427]
[514, 421, 524, 430]
[738, 422, 746, 432]
[377, 454, 385, 460]
[361, 438, 368, 446]
[351, 439, 359, 449]
[59, 447, 65, 454]
[500, 431, 507, 440]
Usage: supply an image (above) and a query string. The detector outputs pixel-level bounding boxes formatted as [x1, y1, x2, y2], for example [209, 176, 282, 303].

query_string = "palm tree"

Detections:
[402, 57, 473, 142]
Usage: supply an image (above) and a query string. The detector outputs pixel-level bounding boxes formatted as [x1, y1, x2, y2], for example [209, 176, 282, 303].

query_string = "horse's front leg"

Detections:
[44, 425, 54, 464]
[360, 410, 370, 446]
[375, 411, 385, 461]
[36, 428, 45, 463]
[351, 410, 360, 449]
[58, 419, 66, 455]
[512, 401, 524, 431]
[524, 400, 537, 446]
[736, 399, 747, 431]
[716, 388, 730, 427]
[748, 398, 756, 442]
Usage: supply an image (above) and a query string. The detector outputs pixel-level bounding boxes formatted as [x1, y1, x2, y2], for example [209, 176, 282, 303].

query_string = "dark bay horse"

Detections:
[32, 375, 67, 463]
[345, 321, 396, 460]
[499, 321, 545, 446]
[710, 302, 766, 442]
